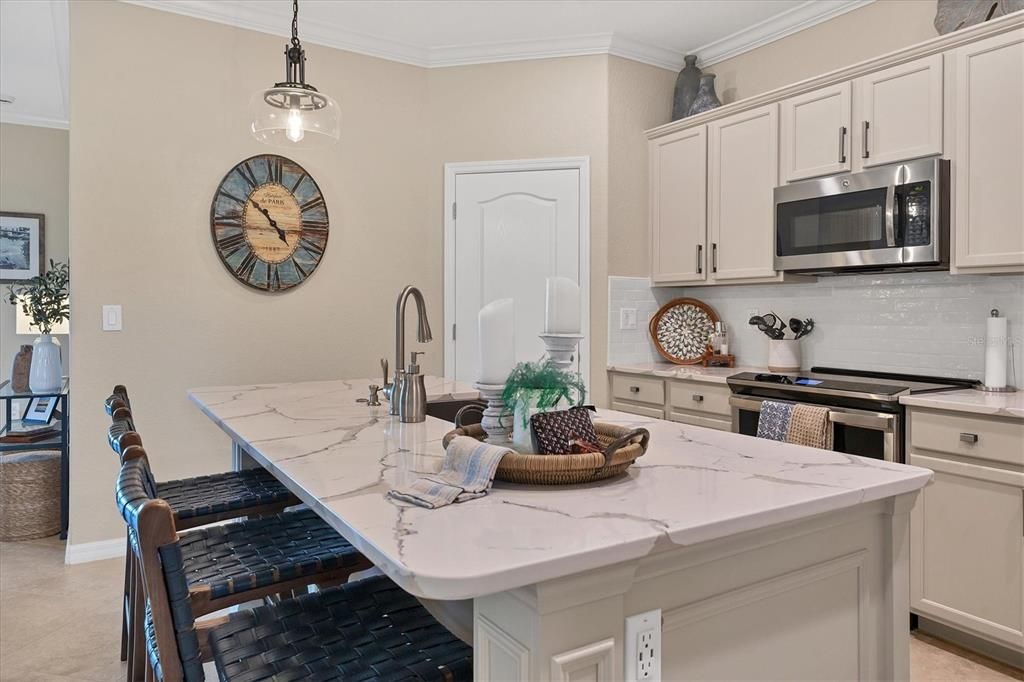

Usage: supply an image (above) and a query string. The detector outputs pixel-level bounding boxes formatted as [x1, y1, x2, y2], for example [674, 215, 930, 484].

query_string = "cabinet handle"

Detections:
[861, 121, 870, 159]
[838, 126, 847, 164]
[629, 386, 640, 394]
[696, 244, 703, 274]
[712, 243, 718, 273]
[692, 394, 704, 403]
[959, 432, 978, 444]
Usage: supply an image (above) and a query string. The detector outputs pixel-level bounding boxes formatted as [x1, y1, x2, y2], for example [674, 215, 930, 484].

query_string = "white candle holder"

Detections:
[473, 382, 513, 443]
[539, 333, 584, 371]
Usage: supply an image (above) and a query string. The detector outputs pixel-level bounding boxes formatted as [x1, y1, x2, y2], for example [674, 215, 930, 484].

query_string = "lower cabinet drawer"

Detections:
[610, 374, 665, 406]
[611, 401, 666, 420]
[668, 411, 731, 431]
[910, 408, 1024, 467]
[668, 380, 731, 417]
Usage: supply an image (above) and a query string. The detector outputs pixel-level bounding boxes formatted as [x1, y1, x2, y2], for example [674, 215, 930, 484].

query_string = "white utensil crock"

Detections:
[767, 339, 802, 373]
[29, 334, 63, 393]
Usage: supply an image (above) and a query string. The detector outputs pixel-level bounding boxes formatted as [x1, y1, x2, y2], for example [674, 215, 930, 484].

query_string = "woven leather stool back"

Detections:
[116, 456, 204, 682]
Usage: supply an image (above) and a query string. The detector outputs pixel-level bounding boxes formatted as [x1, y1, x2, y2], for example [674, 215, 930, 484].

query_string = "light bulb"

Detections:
[286, 108, 305, 143]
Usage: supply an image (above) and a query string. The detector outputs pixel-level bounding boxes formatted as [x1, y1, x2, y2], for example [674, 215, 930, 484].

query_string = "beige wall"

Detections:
[69, 1, 431, 544]
[710, 0, 939, 105]
[608, 56, 677, 277]
[0, 123, 70, 384]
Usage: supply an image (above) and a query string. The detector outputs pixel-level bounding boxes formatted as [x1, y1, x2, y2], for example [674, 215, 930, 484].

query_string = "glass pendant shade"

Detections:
[249, 85, 340, 149]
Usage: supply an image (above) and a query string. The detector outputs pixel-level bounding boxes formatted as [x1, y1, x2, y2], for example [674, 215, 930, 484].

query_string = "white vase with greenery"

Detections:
[6, 260, 70, 393]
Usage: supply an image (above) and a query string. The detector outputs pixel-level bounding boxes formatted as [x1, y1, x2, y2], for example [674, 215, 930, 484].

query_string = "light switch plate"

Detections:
[620, 308, 638, 330]
[102, 305, 122, 331]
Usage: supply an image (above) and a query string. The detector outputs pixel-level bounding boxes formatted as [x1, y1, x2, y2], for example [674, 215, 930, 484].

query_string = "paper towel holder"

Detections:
[975, 309, 1017, 393]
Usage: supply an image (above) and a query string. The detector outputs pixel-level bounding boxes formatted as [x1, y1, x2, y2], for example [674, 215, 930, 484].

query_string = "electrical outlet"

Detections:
[620, 308, 638, 330]
[624, 609, 661, 682]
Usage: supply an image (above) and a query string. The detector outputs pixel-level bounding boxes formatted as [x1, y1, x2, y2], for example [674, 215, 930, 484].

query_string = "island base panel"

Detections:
[473, 494, 916, 681]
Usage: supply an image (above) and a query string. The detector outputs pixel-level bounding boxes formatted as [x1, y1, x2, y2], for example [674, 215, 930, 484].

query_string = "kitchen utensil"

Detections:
[796, 318, 815, 339]
[748, 315, 786, 340]
[649, 298, 719, 364]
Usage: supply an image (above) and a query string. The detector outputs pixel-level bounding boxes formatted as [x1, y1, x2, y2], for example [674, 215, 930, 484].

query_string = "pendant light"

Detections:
[249, 0, 340, 148]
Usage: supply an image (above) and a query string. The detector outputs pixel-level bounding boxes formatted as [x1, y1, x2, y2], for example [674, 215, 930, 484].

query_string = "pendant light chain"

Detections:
[291, 0, 300, 49]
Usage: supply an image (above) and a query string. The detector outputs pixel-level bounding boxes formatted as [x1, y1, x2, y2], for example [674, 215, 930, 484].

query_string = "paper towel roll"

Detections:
[984, 312, 1008, 389]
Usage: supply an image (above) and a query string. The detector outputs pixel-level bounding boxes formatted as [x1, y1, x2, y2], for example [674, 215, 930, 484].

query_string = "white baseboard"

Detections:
[64, 536, 123, 564]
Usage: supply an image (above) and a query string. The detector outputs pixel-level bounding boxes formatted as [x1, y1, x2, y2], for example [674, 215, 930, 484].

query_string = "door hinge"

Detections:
[452, 323, 456, 340]
[452, 202, 457, 220]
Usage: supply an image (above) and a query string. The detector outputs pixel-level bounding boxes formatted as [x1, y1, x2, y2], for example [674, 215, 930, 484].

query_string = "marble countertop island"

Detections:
[188, 376, 930, 601]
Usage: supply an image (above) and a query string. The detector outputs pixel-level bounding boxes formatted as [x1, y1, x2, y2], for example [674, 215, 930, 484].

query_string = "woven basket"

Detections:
[442, 422, 650, 485]
[0, 450, 61, 540]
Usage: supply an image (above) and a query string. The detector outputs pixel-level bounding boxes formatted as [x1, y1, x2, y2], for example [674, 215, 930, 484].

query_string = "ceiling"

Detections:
[0, 0, 68, 129]
[0, 0, 872, 129]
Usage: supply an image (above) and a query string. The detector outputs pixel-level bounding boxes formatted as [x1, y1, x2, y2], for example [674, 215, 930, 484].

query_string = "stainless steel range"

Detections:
[727, 367, 976, 463]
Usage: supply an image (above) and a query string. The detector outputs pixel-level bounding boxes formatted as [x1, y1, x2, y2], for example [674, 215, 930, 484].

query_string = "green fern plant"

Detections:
[5, 260, 70, 335]
[502, 359, 586, 426]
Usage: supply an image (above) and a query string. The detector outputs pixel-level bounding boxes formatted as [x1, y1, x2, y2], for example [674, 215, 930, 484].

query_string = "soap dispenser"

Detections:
[398, 351, 427, 423]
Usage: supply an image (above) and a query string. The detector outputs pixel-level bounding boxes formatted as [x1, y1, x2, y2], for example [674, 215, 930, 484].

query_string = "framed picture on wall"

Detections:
[0, 212, 45, 282]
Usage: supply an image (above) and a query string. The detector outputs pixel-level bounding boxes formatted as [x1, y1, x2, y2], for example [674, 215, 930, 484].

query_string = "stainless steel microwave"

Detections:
[773, 158, 949, 274]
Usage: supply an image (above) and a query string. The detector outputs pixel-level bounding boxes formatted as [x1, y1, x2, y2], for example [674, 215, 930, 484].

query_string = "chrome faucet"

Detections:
[384, 285, 432, 416]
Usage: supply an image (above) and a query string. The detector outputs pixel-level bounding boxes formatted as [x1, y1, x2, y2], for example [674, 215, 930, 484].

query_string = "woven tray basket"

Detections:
[0, 450, 61, 540]
[442, 422, 650, 485]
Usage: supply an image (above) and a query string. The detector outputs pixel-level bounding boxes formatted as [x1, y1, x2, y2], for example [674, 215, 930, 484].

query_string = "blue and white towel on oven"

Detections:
[388, 436, 511, 509]
[755, 400, 795, 441]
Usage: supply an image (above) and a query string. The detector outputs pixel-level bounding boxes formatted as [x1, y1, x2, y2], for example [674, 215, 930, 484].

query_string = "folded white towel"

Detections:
[388, 436, 511, 509]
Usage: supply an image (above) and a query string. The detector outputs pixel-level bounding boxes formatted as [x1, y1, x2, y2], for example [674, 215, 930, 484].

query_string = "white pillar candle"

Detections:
[478, 298, 516, 384]
[544, 276, 580, 334]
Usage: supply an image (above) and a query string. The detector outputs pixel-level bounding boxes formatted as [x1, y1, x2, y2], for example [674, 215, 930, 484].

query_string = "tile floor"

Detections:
[1, 536, 1021, 681]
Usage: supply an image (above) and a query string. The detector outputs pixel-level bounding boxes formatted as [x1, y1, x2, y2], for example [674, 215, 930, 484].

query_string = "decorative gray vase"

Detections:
[671, 55, 702, 121]
[688, 74, 722, 116]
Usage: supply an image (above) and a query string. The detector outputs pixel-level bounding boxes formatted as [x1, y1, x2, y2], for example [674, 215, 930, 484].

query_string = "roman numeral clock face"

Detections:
[210, 154, 329, 292]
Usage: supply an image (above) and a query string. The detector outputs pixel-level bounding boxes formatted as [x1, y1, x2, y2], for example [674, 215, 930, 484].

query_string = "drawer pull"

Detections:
[629, 386, 640, 394]
[692, 394, 704, 402]
[959, 432, 978, 444]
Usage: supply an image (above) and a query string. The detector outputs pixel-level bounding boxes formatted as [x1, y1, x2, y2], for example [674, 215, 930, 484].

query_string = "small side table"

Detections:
[0, 379, 70, 539]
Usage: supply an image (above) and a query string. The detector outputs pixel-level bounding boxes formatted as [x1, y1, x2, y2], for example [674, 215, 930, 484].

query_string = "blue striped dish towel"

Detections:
[388, 436, 511, 509]
[756, 400, 795, 441]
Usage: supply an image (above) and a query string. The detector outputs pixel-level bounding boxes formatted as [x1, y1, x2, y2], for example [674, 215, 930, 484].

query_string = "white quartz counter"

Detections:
[608, 362, 763, 384]
[900, 388, 1024, 419]
[189, 377, 931, 601]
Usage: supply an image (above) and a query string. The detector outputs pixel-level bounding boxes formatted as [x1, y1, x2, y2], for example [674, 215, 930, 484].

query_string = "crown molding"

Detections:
[122, 0, 874, 72]
[123, 0, 430, 66]
[0, 111, 69, 130]
[693, 0, 875, 67]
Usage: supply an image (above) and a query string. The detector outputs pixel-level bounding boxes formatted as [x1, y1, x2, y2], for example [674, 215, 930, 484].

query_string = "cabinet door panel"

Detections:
[709, 104, 779, 281]
[953, 29, 1024, 270]
[780, 83, 851, 182]
[854, 54, 943, 168]
[650, 127, 707, 283]
[910, 453, 1024, 651]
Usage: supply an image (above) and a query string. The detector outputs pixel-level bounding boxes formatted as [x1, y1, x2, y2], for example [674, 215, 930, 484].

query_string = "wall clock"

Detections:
[210, 154, 328, 292]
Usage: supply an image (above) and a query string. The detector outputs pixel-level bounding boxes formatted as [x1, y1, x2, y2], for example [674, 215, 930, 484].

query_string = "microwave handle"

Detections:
[884, 182, 896, 248]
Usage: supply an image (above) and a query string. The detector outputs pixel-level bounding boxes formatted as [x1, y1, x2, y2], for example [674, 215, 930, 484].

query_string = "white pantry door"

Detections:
[448, 166, 585, 385]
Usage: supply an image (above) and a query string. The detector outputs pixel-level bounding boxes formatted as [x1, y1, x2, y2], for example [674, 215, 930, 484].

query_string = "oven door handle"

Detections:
[826, 410, 895, 430]
[729, 396, 895, 430]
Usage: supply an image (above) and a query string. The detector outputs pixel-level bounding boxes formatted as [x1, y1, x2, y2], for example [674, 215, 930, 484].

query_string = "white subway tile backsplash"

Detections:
[608, 273, 1024, 384]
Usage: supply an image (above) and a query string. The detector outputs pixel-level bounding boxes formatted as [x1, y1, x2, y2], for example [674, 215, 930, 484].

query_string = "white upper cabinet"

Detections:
[952, 29, 1024, 271]
[780, 83, 851, 182]
[709, 104, 780, 282]
[650, 127, 708, 284]
[853, 54, 944, 169]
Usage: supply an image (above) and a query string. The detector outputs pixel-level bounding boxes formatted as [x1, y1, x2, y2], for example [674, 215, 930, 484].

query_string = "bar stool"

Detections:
[116, 457, 472, 681]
